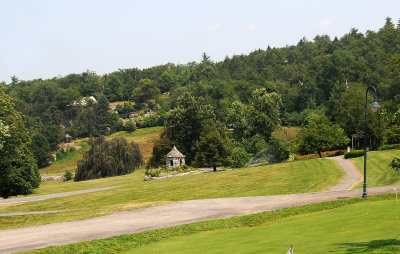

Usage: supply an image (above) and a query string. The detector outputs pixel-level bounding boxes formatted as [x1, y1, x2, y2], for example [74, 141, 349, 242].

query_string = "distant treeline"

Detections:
[1, 17, 399, 167]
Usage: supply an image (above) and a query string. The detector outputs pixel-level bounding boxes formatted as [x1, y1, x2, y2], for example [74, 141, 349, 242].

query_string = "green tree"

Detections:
[249, 88, 282, 141]
[75, 136, 143, 181]
[332, 84, 386, 149]
[31, 133, 52, 168]
[164, 93, 215, 163]
[0, 87, 40, 198]
[146, 131, 176, 169]
[131, 79, 160, 105]
[193, 119, 231, 171]
[296, 114, 349, 157]
[104, 74, 124, 102]
[230, 147, 252, 168]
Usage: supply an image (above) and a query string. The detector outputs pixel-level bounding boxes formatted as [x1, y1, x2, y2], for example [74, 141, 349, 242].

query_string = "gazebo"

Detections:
[166, 146, 186, 168]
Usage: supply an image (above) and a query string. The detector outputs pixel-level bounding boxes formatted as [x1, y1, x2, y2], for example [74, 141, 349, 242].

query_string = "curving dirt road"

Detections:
[0, 156, 394, 254]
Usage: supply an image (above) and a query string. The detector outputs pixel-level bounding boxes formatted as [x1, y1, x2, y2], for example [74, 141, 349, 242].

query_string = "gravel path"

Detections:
[0, 186, 124, 205]
[328, 156, 362, 191]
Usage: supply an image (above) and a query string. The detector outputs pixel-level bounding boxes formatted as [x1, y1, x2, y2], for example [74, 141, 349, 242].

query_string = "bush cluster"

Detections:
[344, 150, 364, 159]
[378, 143, 400, 151]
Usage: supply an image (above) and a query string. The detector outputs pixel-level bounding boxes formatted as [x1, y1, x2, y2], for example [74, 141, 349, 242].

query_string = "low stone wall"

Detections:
[41, 175, 65, 181]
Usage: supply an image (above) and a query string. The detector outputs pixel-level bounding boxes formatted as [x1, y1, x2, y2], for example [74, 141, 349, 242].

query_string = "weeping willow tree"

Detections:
[74, 136, 144, 181]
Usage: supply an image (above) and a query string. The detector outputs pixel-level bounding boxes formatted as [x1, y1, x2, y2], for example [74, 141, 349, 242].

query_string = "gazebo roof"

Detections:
[167, 146, 185, 158]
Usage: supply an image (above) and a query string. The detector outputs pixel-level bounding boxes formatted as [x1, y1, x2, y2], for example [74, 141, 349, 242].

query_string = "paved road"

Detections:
[0, 186, 124, 205]
[0, 156, 391, 253]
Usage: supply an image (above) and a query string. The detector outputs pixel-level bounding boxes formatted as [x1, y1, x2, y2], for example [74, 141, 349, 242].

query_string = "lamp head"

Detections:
[369, 100, 381, 112]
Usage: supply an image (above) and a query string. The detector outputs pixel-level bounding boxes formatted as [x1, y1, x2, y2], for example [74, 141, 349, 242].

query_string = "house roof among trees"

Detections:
[167, 146, 185, 158]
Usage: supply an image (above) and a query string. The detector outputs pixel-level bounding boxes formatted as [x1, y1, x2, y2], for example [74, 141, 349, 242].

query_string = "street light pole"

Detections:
[363, 86, 381, 198]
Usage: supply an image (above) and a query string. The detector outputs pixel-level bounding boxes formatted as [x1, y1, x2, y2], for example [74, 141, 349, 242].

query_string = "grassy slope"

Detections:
[38, 126, 163, 175]
[0, 158, 343, 229]
[350, 149, 400, 188]
[23, 194, 400, 254]
[110, 126, 163, 162]
[273, 126, 299, 141]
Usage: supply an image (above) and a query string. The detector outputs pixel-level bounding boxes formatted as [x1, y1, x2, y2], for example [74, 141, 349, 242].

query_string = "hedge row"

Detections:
[344, 150, 364, 159]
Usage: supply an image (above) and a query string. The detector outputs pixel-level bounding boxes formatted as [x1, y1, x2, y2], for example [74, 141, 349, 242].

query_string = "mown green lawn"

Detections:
[1, 158, 343, 229]
[125, 197, 400, 254]
[23, 194, 400, 254]
[351, 149, 400, 188]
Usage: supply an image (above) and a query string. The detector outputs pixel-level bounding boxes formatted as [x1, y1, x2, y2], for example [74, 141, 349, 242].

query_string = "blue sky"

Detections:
[0, 0, 399, 83]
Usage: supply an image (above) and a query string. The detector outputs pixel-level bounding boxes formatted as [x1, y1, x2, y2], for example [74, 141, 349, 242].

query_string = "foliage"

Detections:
[344, 149, 364, 159]
[230, 147, 252, 168]
[69, 95, 118, 138]
[124, 119, 136, 132]
[74, 136, 144, 181]
[146, 131, 175, 169]
[296, 114, 349, 156]
[0, 119, 10, 150]
[164, 92, 216, 163]
[30, 133, 52, 168]
[0, 86, 40, 198]
[331, 84, 386, 149]
[63, 171, 73, 181]
[385, 125, 400, 144]
[193, 119, 232, 171]
[378, 143, 400, 150]
[228, 88, 282, 143]
[265, 135, 290, 163]
[389, 157, 400, 174]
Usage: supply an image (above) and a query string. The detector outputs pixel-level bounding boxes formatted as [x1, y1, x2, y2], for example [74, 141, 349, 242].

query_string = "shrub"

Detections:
[389, 157, 400, 174]
[74, 136, 144, 181]
[230, 147, 252, 168]
[378, 144, 400, 151]
[63, 171, 73, 181]
[344, 150, 364, 159]
[145, 168, 161, 177]
[265, 135, 290, 163]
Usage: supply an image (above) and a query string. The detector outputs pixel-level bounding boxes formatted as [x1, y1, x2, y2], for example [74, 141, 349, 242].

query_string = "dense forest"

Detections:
[1, 17, 400, 170]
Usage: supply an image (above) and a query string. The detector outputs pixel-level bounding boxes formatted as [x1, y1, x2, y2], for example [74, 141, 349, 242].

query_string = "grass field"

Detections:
[0, 158, 343, 229]
[23, 194, 400, 254]
[273, 126, 299, 141]
[350, 149, 400, 188]
[109, 126, 163, 162]
[38, 126, 163, 175]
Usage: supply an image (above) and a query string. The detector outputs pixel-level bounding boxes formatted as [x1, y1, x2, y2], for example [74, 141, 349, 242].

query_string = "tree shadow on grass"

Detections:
[333, 239, 400, 253]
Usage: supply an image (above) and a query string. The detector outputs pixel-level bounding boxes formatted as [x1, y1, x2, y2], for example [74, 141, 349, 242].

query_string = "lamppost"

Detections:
[363, 86, 381, 198]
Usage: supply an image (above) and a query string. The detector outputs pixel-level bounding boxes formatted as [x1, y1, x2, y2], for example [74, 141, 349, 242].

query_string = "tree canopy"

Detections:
[0, 86, 40, 198]
[75, 136, 144, 181]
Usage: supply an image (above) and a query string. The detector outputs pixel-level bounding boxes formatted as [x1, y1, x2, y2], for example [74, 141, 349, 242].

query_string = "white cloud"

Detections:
[318, 18, 333, 28]
[247, 24, 256, 31]
[202, 24, 221, 32]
